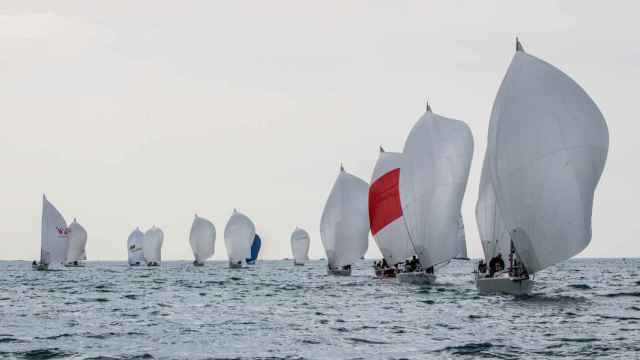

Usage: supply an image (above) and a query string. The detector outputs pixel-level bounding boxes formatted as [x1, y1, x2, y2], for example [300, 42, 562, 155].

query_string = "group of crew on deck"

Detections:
[374, 255, 434, 277]
[478, 251, 528, 279]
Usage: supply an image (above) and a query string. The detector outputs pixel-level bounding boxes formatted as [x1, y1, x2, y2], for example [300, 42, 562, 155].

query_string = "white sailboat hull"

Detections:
[397, 272, 436, 285]
[229, 261, 243, 269]
[327, 268, 351, 276]
[476, 275, 533, 295]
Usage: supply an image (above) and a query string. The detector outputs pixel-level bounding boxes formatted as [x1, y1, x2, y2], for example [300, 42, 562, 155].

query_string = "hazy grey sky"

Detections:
[1, 1, 638, 260]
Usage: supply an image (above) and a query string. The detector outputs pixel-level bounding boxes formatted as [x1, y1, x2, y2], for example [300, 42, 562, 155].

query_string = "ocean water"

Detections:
[0, 258, 639, 359]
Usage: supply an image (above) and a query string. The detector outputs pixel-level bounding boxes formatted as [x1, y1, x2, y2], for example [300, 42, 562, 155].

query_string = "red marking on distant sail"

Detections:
[368, 168, 403, 235]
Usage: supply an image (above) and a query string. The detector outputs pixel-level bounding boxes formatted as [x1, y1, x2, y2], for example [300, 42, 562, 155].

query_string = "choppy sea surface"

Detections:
[1, 259, 639, 359]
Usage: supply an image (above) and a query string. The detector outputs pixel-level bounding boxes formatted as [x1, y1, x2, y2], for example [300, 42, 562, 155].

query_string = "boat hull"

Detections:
[32, 264, 49, 271]
[128, 262, 142, 267]
[328, 268, 351, 276]
[293, 262, 305, 266]
[146, 262, 160, 267]
[229, 261, 243, 269]
[397, 272, 436, 285]
[193, 261, 205, 267]
[476, 276, 533, 295]
[374, 268, 397, 278]
[64, 263, 85, 268]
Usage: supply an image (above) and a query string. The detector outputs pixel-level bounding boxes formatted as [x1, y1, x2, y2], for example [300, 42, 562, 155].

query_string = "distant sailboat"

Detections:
[320, 165, 369, 276]
[127, 227, 145, 266]
[189, 214, 216, 266]
[65, 218, 87, 267]
[246, 234, 261, 265]
[475, 39, 609, 295]
[398, 102, 474, 284]
[369, 147, 415, 278]
[35, 195, 70, 270]
[143, 226, 163, 266]
[290, 227, 310, 266]
[224, 209, 255, 268]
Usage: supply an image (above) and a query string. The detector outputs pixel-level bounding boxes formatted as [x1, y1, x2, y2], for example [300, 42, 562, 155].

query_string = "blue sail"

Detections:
[246, 234, 261, 264]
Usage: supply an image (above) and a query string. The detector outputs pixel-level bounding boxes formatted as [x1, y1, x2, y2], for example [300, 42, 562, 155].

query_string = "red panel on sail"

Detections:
[368, 168, 403, 235]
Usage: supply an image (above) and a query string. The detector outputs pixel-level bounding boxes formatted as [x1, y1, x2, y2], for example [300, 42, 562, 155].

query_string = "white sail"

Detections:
[476, 157, 511, 261]
[454, 214, 468, 259]
[320, 166, 369, 268]
[189, 214, 216, 263]
[224, 209, 255, 264]
[40, 195, 70, 265]
[480, 40, 609, 273]
[127, 227, 145, 265]
[368, 149, 415, 265]
[66, 218, 87, 263]
[399, 106, 474, 269]
[290, 227, 310, 264]
[143, 226, 163, 264]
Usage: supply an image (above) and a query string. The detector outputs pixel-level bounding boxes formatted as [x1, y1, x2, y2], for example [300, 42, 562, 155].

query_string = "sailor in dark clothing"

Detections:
[489, 253, 505, 277]
[425, 266, 434, 274]
[382, 258, 388, 268]
[478, 260, 487, 274]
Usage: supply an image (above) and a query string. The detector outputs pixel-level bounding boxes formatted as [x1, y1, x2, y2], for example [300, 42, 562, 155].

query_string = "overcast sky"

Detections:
[1, 1, 637, 260]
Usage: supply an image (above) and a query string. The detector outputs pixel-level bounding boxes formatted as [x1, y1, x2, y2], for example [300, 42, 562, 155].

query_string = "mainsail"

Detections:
[143, 226, 163, 264]
[399, 105, 474, 269]
[246, 234, 262, 264]
[478, 39, 609, 273]
[40, 195, 70, 265]
[127, 227, 145, 265]
[66, 218, 87, 263]
[224, 209, 256, 264]
[368, 148, 415, 265]
[320, 166, 369, 268]
[290, 227, 310, 264]
[189, 214, 216, 264]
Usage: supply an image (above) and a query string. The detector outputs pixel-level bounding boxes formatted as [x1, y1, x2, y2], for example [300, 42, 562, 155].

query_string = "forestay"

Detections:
[127, 227, 145, 265]
[482, 40, 609, 273]
[143, 226, 164, 264]
[40, 195, 70, 265]
[368, 148, 415, 265]
[224, 209, 256, 264]
[290, 227, 310, 264]
[66, 218, 87, 263]
[320, 166, 369, 268]
[399, 106, 474, 269]
[189, 214, 216, 264]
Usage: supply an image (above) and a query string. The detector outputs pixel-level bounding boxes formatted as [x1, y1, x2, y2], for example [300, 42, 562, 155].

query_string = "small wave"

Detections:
[0, 336, 27, 343]
[80, 297, 110, 303]
[437, 342, 496, 355]
[346, 337, 388, 345]
[568, 284, 592, 290]
[11, 347, 75, 359]
[600, 315, 640, 321]
[122, 294, 138, 300]
[556, 337, 598, 343]
[37, 333, 74, 340]
[601, 292, 640, 298]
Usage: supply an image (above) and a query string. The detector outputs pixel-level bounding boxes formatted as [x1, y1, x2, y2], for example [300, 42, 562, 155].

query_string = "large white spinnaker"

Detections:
[127, 227, 145, 266]
[40, 195, 70, 266]
[476, 157, 511, 262]
[368, 148, 415, 265]
[66, 218, 87, 264]
[320, 166, 369, 269]
[290, 227, 310, 265]
[454, 214, 468, 259]
[399, 104, 474, 269]
[481, 39, 609, 273]
[189, 214, 216, 264]
[224, 209, 255, 266]
[143, 226, 163, 265]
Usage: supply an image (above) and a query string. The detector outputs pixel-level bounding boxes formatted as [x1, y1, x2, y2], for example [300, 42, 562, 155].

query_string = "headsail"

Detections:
[66, 218, 87, 263]
[320, 166, 369, 268]
[127, 227, 145, 265]
[290, 227, 310, 264]
[368, 150, 415, 265]
[143, 226, 163, 264]
[40, 195, 70, 265]
[189, 215, 216, 264]
[224, 209, 256, 264]
[399, 106, 474, 269]
[480, 40, 609, 273]
[246, 234, 261, 264]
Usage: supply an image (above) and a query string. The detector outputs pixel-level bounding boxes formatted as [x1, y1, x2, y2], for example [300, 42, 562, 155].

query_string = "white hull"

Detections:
[129, 262, 143, 267]
[327, 268, 351, 276]
[33, 263, 49, 271]
[64, 263, 85, 268]
[476, 275, 533, 295]
[397, 272, 436, 285]
[229, 261, 243, 269]
[146, 262, 160, 267]
[293, 261, 305, 266]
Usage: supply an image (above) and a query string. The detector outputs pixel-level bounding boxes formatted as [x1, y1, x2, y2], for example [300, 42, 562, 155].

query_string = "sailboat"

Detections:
[189, 214, 216, 266]
[453, 215, 469, 260]
[369, 147, 415, 278]
[127, 227, 145, 266]
[143, 226, 163, 266]
[246, 234, 262, 265]
[475, 39, 609, 295]
[320, 165, 369, 276]
[35, 195, 70, 270]
[65, 218, 87, 267]
[398, 103, 474, 284]
[290, 227, 310, 266]
[224, 209, 255, 268]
